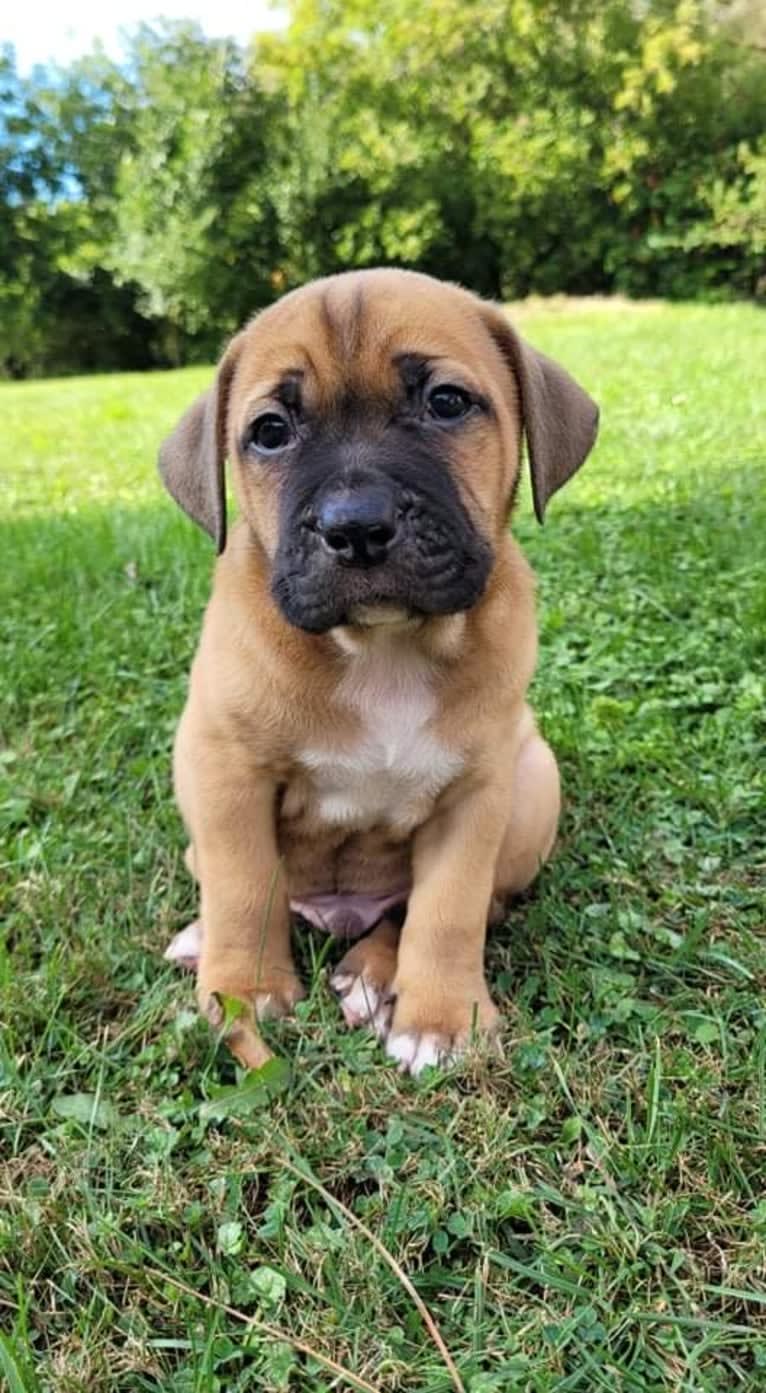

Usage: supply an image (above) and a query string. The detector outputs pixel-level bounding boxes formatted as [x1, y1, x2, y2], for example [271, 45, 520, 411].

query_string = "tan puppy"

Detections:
[159, 269, 598, 1075]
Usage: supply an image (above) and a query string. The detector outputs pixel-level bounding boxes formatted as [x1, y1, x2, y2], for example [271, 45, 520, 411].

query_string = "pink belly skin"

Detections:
[164, 888, 408, 971]
[290, 889, 407, 939]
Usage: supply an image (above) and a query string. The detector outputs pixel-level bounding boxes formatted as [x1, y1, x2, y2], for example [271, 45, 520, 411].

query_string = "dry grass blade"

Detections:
[281, 1155, 467, 1393]
[144, 1267, 381, 1393]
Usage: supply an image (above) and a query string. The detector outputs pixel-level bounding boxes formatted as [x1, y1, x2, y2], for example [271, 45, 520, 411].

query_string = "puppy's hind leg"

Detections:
[492, 709, 561, 906]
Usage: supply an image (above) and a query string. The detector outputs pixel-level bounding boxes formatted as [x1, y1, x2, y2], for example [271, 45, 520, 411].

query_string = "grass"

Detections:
[1, 298, 765, 1392]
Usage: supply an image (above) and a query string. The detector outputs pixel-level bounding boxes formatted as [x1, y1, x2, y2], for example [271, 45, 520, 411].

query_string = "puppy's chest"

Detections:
[289, 651, 463, 832]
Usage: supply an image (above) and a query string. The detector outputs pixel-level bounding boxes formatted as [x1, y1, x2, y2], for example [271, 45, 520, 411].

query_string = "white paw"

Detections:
[164, 920, 202, 970]
[385, 1031, 457, 1076]
[330, 970, 393, 1038]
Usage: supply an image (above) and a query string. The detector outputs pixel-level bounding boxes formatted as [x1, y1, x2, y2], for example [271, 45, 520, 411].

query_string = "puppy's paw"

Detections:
[199, 970, 305, 1023]
[166, 922, 304, 1019]
[330, 925, 398, 1037]
[386, 982, 501, 1076]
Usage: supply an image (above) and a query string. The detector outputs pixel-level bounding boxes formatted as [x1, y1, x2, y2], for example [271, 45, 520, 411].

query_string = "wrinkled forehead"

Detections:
[231, 274, 501, 407]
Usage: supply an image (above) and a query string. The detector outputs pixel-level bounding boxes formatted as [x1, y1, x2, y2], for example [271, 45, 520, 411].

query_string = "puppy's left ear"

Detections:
[158, 334, 244, 553]
[483, 308, 599, 522]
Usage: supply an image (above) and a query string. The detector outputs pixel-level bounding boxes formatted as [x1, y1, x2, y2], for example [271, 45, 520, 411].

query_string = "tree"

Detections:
[108, 23, 286, 362]
[0, 45, 155, 376]
[1, 4, 764, 377]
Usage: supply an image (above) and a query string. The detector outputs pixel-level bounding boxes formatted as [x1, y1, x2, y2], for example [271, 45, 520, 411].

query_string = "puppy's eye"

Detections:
[247, 413, 292, 453]
[427, 385, 473, 421]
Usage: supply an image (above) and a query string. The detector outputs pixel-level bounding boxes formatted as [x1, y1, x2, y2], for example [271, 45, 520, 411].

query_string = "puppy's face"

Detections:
[160, 270, 599, 633]
[230, 275, 513, 632]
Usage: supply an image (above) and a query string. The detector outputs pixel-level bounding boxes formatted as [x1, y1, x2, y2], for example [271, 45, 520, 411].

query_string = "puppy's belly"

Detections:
[277, 647, 463, 924]
[278, 818, 412, 901]
[278, 803, 414, 941]
[290, 888, 407, 939]
[278, 743, 458, 915]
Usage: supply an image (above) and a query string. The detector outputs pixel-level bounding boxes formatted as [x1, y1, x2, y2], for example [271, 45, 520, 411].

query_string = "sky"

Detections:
[5, 1, 287, 73]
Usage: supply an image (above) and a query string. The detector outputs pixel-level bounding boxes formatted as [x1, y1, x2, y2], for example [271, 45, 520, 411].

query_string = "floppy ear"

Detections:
[484, 309, 599, 522]
[158, 335, 243, 553]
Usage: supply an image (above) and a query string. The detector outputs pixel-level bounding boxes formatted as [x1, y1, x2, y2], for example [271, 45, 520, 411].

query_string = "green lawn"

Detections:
[1, 300, 765, 1393]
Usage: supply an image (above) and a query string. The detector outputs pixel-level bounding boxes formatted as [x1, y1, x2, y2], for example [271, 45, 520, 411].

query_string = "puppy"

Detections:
[159, 269, 598, 1074]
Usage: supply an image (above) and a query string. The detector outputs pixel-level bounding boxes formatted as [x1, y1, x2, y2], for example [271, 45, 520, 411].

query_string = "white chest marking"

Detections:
[300, 643, 463, 829]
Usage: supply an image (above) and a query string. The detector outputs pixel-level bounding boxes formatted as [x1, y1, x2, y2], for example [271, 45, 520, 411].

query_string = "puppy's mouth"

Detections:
[271, 504, 492, 635]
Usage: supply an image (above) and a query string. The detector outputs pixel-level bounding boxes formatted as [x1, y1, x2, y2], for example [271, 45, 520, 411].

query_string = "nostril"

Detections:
[366, 523, 395, 547]
[324, 528, 352, 553]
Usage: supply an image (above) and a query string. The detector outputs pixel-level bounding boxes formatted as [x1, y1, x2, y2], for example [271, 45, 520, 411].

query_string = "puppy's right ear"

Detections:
[158, 334, 244, 554]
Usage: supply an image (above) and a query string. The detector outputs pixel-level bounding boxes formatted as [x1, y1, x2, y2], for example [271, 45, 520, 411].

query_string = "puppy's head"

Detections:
[159, 270, 598, 633]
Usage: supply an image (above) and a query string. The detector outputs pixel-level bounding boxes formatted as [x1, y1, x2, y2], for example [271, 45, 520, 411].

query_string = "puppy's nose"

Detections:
[316, 488, 398, 566]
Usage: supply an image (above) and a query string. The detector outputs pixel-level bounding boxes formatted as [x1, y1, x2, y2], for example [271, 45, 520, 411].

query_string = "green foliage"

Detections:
[262, 0, 766, 299]
[0, 44, 155, 377]
[1, 301, 765, 1387]
[1, 2, 765, 376]
[108, 23, 285, 359]
[688, 135, 766, 290]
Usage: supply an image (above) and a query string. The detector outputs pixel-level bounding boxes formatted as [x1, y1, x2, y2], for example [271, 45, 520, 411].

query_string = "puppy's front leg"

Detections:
[387, 777, 508, 1075]
[176, 731, 302, 1068]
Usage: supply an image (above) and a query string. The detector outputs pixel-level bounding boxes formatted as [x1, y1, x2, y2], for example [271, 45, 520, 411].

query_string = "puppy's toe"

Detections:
[226, 1018, 275, 1070]
[386, 1025, 503, 1076]
[202, 993, 274, 1070]
[331, 969, 393, 1037]
[385, 1030, 456, 1076]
